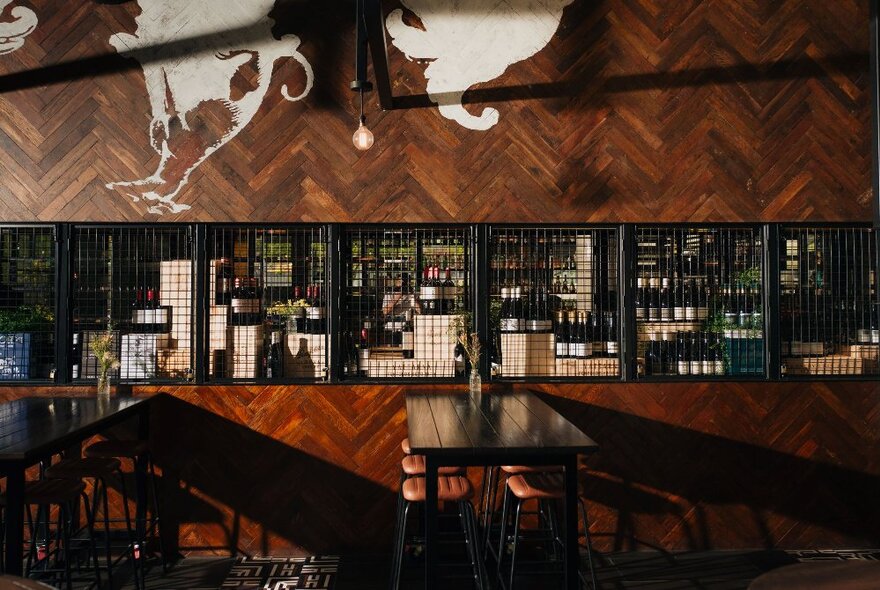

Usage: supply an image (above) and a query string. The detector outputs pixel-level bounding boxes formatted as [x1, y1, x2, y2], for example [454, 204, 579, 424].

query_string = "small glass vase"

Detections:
[468, 369, 481, 396]
[96, 375, 111, 398]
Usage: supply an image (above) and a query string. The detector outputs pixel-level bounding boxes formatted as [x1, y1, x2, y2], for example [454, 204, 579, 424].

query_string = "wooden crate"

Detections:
[414, 314, 455, 360]
[157, 348, 191, 379]
[786, 354, 879, 376]
[121, 333, 170, 380]
[556, 357, 620, 378]
[500, 333, 555, 377]
[837, 344, 880, 359]
[285, 333, 327, 380]
[226, 324, 263, 379]
[160, 260, 193, 347]
[362, 356, 455, 378]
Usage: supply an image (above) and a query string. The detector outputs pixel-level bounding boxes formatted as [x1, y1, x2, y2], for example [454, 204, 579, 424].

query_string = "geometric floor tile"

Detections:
[221, 556, 339, 589]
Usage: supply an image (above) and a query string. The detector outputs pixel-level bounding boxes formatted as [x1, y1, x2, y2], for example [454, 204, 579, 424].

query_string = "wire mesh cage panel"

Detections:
[71, 226, 193, 382]
[0, 226, 55, 380]
[488, 227, 620, 379]
[780, 226, 879, 377]
[634, 226, 765, 379]
[340, 226, 471, 380]
[208, 226, 328, 382]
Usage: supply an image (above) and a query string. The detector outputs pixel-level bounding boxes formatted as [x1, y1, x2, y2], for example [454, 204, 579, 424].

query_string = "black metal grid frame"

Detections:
[205, 223, 331, 384]
[486, 224, 625, 383]
[629, 222, 769, 382]
[0, 221, 874, 385]
[337, 223, 476, 383]
[68, 223, 196, 384]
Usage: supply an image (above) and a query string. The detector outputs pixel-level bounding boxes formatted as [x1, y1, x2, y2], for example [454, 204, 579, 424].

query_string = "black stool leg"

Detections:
[391, 501, 411, 590]
[116, 468, 142, 590]
[507, 499, 524, 590]
[146, 457, 167, 573]
[579, 500, 599, 590]
[496, 485, 512, 581]
[98, 478, 116, 590]
[462, 501, 485, 590]
[82, 490, 104, 590]
[61, 502, 73, 590]
[482, 467, 499, 561]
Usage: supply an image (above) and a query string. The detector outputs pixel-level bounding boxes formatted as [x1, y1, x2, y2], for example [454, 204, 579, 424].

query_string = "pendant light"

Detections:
[351, 0, 374, 151]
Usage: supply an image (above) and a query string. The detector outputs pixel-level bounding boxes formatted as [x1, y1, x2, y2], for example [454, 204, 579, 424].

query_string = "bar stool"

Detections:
[482, 465, 562, 561]
[496, 471, 598, 590]
[84, 440, 166, 579]
[391, 475, 485, 590]
[1, 479, 102, 590]
[44, 457, 139, 590]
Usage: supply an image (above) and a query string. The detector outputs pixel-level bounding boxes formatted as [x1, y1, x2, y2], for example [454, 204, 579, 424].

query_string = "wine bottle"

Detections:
[590, 311, 602, 356]
[673, 278, 686, 321]
[659, 278, 672, 321]
[604, 311, 618, 357]
[555, 311, 570, 359]
[402, 309, 414, 359]
[443, 265, 455, 314]
[647, 278, 661, 321]
[568, 311, 584, 359]
[635, 278, 646, 320]
[700, 331, 711, 375]
[697, 278, 709, 320]
[676, 332, 690, 375]
[689, 332, 702, 375]
[265, 331, 283, 379]
[644, 339, 658, 376]
[684, 279, 697, 321]
[71, 333, 80, 380]
[231, 277, 261, 325]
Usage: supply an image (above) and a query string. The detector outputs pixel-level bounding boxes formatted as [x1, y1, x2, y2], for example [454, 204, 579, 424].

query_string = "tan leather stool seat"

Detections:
[0, 479, 86, 506]
[401, 438, 411, 454]
[85, 439, 149, 459]
[45, 457, 122, 480]
[401, 454, 465, 476]
[501, 465, 562, 475]
[402, 476, 474, 503]
[507, 472, 564, 500]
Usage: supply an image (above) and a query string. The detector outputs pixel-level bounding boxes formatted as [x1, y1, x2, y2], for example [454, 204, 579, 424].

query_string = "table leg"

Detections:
[424, 456, 439, 590]
[4, 465, 25, 576]
[563, 454, 579, 590]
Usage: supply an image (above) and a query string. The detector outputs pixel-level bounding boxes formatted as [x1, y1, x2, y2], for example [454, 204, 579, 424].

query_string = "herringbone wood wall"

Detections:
[0, 0, 873, 222]
[0, 0, 878, 556]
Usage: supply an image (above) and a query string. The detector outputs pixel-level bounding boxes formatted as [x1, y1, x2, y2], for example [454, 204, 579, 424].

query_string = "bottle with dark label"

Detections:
[697, 278, 710, 320]
[402, 309, 414, 359]
[358, 324, 371, 376]
[265, 331, 283, 379]
[644, 339, 659, 376]
[576, 311, 591, 358]
[590, 312, 603, 356]
[443, 265, 455, 314]
[555, 310, 570, 359]
[421, 263, 440, 315]
[647, 278, 661, 321]
[216, 258, 232, 305]
[700, 331, 711, 375]
[231, 278, 261, 325]
[569, 311, 585, 359]
[673, 278, 686, 321]
[684, 279, 697, 321]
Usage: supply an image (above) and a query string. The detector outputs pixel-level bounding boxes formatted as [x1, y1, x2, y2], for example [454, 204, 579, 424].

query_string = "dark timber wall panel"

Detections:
[0, 0, 877, 555]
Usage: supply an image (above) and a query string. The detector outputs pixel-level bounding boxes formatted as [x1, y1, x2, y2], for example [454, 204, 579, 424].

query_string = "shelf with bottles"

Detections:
[340, 227, 471, 380]
[207, 226, 328, 381]
[634, 226, 765, 378]
[778, 226, 879, 376]
[488, 227, 620, 379]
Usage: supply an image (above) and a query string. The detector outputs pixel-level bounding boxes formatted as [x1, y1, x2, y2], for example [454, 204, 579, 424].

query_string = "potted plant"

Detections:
[448, 311, 482, 395]
[0, 304, 54, 380]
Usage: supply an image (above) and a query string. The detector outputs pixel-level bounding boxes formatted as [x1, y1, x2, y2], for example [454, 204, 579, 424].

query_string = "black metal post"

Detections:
[766, 224, 781, 380]
[621, 224, 636, 381]
[55, 224, 71, 384]
[871, 0, 880, 228]
[473, 225, 490, 380]
[327, 224, 341, 382]
[193, 224, 207, 384]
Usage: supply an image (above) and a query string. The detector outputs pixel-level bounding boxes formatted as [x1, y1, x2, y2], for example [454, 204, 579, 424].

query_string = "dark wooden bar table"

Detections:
[0, 396, 152, 576]
[406, 389, 599, 590]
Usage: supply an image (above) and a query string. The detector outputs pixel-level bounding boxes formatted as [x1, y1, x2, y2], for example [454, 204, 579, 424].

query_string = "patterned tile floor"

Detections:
[113, 549, 878, 589]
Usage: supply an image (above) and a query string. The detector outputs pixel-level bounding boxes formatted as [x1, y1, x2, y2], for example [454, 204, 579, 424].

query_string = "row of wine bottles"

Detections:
[553, 310, 619, 358]
[642, 331, 727, 376]
[635, 277, 760, 325]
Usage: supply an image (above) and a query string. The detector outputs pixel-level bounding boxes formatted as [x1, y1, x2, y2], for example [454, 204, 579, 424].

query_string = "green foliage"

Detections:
[0, 305, 54, 333]
[735, 266, 762, 288]
[266, 299, 309, 315]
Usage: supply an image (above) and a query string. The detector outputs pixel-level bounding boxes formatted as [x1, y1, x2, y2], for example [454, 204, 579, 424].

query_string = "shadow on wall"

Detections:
[534, 391, 880, 551]
[147, 394, 397, 557]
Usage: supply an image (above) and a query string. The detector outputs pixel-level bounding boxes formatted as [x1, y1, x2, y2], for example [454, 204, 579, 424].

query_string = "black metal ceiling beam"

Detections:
[364, 0, 395, 110]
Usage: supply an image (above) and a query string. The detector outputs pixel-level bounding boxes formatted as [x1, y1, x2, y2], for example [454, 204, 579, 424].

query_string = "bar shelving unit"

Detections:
[0, 222, 875, 385]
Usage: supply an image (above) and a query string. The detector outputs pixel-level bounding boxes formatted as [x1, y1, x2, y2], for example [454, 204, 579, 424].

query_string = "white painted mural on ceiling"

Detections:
[106, 0, 313, 215]
[0, 0, 37, 55]
[386, 0, 573, 131]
